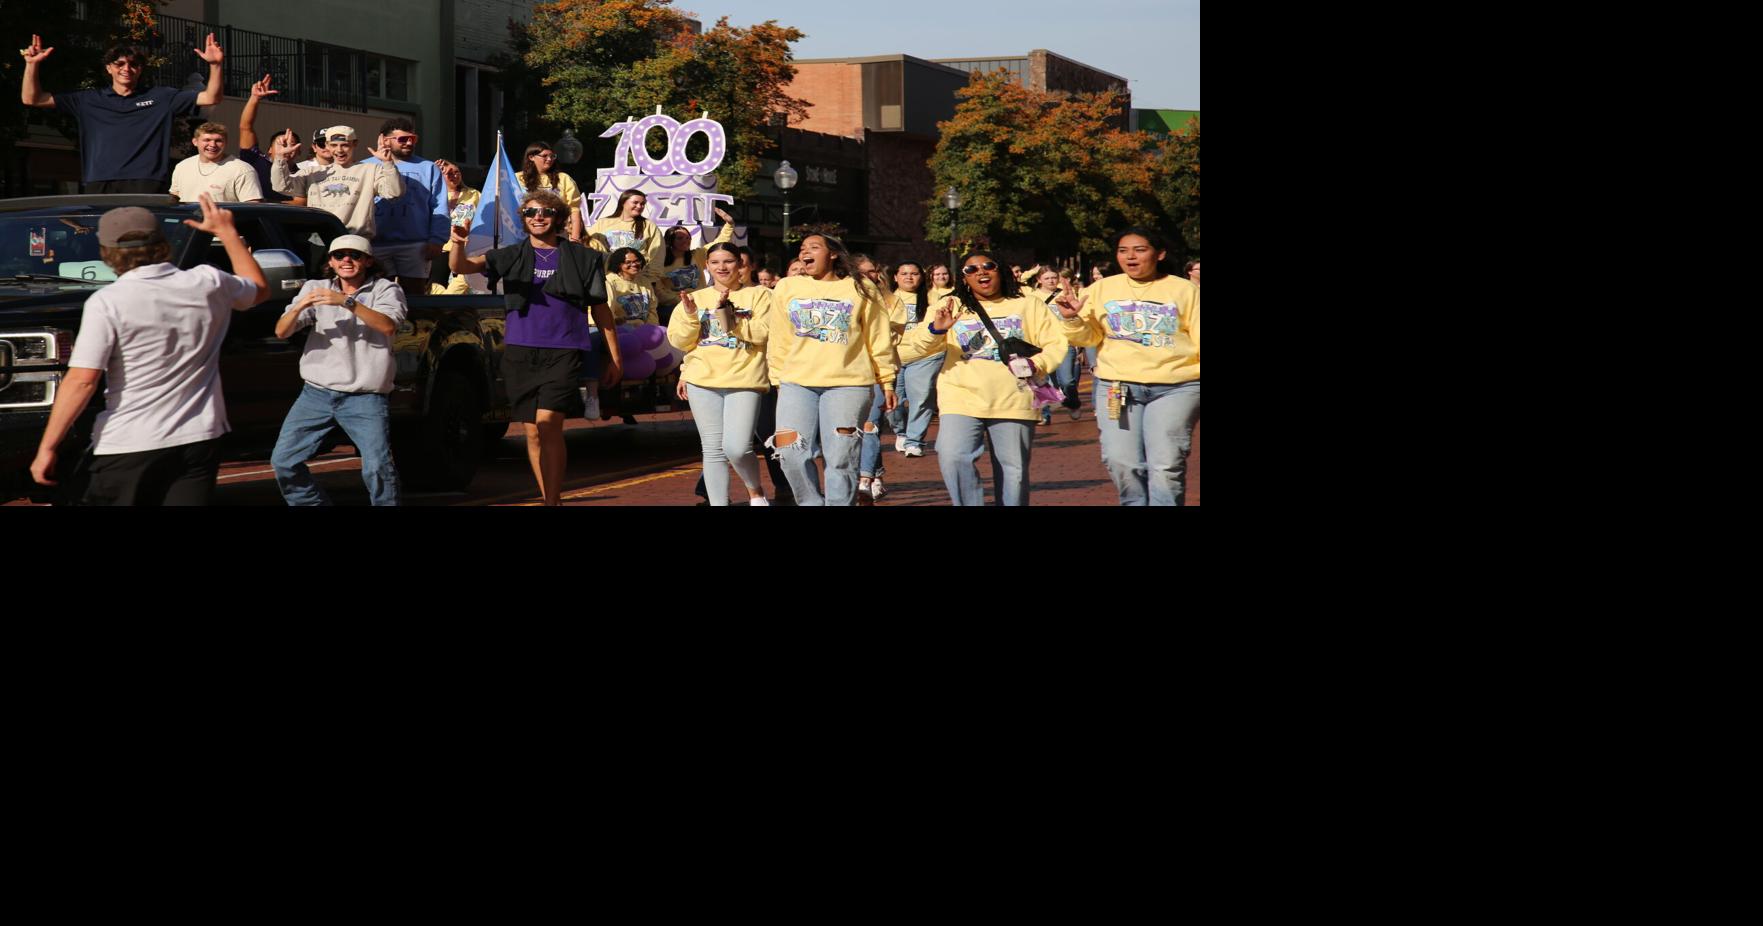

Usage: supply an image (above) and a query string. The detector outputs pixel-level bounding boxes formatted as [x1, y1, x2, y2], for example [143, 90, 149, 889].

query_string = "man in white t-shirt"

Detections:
[168, 121, 263, 203]
[30, 196, 270, 504]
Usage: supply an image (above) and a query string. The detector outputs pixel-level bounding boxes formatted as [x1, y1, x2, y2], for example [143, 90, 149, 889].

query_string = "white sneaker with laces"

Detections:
[869, 477, 886, 500]
[902, 445, 924, 458]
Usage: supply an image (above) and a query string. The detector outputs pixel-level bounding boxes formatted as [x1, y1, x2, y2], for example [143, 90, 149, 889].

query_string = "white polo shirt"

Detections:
[169, 155, 264, 203]
[69, 263, 260, 454]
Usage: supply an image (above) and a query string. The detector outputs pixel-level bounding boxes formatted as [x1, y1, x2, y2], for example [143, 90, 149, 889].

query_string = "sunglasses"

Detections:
[961, 261, 999, 275]
[389, 135, 418, 144]
[521, 207, 562, 218]
[331, 250, 367, 261]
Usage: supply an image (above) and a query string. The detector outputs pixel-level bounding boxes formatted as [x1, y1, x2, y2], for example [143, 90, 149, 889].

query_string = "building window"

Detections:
[366, 55, 413, 102]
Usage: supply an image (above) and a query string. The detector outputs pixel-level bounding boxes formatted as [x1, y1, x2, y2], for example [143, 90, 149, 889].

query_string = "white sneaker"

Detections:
[902, 444, 924, 458]
[582, 388, 601, 420]
[749, 497, 770, 506]
[869, 477, 886, 500]
[1069, 407, 1082, 420]
[858, 477, 872, 496]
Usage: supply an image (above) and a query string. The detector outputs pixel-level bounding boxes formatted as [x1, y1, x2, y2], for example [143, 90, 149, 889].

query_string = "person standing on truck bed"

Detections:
[449, 189, 624, 507]
[168, 121, 263, 204]
[29, 197, 271, 504]
[19, 33, 227, 193]
[361, 117, 450, 300]
[269, 235, 409, 507]
[271, 125, 403, 238]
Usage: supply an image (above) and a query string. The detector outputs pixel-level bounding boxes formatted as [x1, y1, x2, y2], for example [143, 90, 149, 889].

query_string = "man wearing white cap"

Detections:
[30, 196, 270, 504]
[270, 125, 402, 236]
[269, 234, 409, 506]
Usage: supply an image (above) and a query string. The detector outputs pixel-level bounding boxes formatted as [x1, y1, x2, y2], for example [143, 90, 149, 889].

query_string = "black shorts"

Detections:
[78, 438, 221, 506]
[503, 345, 584, 423]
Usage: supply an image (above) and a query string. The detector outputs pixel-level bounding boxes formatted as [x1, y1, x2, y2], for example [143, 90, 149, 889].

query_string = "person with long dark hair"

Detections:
[887, 260, 940, 459]
[665, 242, 776, 506]
[654, 210, 736, 320]
[449, 189, 622, 505]
[766, 234, 897, 506]
[1034, 267, 1084, 423]
[1055, 228, 1200, 506]
[899, 251, 1068, 506]
[851, 253, 897, 500]
[587, 190, 664, 271]
[516, 142, 584, 242]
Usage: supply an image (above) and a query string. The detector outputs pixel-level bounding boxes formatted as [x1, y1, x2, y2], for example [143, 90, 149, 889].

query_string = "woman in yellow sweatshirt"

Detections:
[515, 142, 585, 243]
[1054, 228, 1200, 506]
[605, 248, 660, 328]
[766, 234, 898, 506]
[586, 190, 665, 271]
[898, 251, 1068, 506]
[665, 242, 774, 506]
[653, 209, 736, 321]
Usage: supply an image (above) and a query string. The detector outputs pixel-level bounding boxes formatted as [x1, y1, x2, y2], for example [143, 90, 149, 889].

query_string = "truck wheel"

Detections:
[397, 366, 483, 491]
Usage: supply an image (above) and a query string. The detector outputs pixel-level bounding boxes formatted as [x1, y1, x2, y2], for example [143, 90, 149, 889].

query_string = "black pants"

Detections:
[694, 388, 792, 500]
[86, 179, 167, 194]
[79, 439, 221, 506]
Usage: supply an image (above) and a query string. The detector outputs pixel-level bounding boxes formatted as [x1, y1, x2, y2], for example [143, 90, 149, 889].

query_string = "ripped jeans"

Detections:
[772, 382, 873, 506]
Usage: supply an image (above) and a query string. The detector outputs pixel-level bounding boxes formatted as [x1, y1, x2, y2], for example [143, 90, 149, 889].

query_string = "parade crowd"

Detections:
[19, 33, 1200, 507]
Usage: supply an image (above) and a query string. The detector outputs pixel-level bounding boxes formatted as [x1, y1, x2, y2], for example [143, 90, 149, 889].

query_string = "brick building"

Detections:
[935, 49, 1133, 130]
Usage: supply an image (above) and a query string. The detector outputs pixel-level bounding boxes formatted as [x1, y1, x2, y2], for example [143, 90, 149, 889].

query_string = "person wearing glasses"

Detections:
[270, 235, 409, 506]
[1184, 259, 1201, 287]
[516, 142, 585, 243]
[1054, 228, 1200, 506]
[361, 117, 449, 298]
[766, 234, 897, 506]
[297, 127, 334, 175]
[449, 189, 622, 506]
[19, 34, 226, 192]
[899, 252, 1068, 506]
[272, 125, 404, 239]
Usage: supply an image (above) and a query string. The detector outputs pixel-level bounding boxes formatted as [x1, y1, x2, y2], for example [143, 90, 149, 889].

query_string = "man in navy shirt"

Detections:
[19, 32, 227, 193]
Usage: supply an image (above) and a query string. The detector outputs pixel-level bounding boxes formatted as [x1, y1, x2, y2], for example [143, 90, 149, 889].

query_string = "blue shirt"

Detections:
[361, 154, 448, 245]
[54, 85, 200, 183]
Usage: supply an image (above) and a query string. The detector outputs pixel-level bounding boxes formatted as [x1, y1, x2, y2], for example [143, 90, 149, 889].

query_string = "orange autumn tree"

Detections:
[927, 70, 1172, 258]
[513, 0, 807, 197]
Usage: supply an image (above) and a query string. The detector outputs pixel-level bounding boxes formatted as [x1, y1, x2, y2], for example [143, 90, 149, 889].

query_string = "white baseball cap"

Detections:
[328, 235, 374, 257]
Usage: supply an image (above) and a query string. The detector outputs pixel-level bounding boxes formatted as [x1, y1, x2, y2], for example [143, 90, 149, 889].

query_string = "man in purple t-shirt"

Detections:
[448, 189, 622, 506]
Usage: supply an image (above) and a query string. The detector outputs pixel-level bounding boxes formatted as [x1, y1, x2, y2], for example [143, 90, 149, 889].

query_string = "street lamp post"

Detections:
[775, 160, 798, 259]
[944, 186, 962, 281]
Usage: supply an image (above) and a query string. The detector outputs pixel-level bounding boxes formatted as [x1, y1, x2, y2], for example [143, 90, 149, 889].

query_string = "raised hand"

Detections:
[22, 34, 52, 65]
[930, 296, 958, 331]
[713, 207, 734, 225]
[1054, 291, 1082, 319]
[182, 193, 236, 236]
[449, 218, 472, 246]
[250, 74, 278, 98]
[196, 33, 224, 65]
[678, 289, 698, 314]
[372, 137, 394, 162]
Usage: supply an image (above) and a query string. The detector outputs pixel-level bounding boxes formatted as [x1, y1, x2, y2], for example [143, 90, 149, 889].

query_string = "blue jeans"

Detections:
[774, 382, 872, 506]
[896, 353, 946, 450]
[687, 384, 764, 506]
[860, 384, 887, 478]
[272, 383, 400, 506]
[1094, 378, 1201, 506]
[1053, 348, 1082, 409]
[936, 414, 1034, 506]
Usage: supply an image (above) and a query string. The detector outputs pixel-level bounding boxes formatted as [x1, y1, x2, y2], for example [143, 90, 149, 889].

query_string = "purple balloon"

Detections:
[637, 324, 667, 351]
[620, 349, 656, 381]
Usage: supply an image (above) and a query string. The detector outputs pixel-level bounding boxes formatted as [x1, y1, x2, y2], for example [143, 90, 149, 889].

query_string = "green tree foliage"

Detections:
[1155, 120, 1200, 259]
[508, 0, 808, 197]
[927, 70, 1199, 263]
[0, 0, 163, 149]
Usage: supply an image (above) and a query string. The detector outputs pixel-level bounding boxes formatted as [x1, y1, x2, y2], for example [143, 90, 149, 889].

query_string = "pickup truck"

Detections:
[0, 194, 678, 503]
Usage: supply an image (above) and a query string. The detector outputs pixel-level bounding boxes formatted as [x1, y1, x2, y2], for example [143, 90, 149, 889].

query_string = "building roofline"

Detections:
[932, 50, 1133, 86]
[794, 53, 969, 76]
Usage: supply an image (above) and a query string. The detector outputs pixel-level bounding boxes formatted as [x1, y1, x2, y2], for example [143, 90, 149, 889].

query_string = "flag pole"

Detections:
[493, 130, 503, 252]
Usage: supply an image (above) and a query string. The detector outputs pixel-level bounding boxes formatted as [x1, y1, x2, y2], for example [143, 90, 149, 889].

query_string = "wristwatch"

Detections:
[343, 295, 358, 311]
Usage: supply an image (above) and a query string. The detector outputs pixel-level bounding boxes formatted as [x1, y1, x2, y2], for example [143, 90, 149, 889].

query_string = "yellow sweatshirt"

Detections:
[899, 293, 1069, 422]
[587, 215, 666, 276]
[666, 284, 774, 390]
[928, 286, 956, 306]
[768, 274, 897, 388]
[1060, 274, 1199, 385]
[606, 274, 659, 326]
[653, 222, 736, 307]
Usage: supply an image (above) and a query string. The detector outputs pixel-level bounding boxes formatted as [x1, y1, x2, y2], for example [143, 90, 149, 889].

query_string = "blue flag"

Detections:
[467, 130, 525, 257]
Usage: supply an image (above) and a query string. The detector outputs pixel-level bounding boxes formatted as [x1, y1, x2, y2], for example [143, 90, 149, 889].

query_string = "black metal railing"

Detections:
[146, 14, 368, 113]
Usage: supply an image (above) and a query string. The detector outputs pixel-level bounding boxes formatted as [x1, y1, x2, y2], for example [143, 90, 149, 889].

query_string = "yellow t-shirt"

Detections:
[1060, 274, 1199, 385]
[767, 274, 897, 388]
[666, 284, 774, 390]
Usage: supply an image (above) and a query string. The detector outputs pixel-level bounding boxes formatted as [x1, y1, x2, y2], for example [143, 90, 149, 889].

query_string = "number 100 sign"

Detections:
[600, 115, 728, 177]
